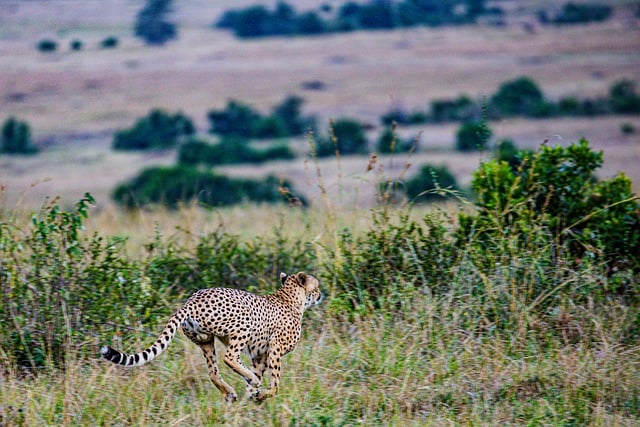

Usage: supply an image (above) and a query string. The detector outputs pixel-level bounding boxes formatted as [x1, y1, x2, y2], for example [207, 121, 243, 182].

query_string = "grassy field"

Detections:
[1, 197, 639, 426]
[1, 1, 640, 210]
[1, 2, 640, 426]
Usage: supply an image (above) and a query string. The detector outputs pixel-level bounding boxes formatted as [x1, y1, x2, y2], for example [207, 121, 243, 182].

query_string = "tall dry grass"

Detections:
[1, 147, 639, 426]
[1, 287, 637, 426]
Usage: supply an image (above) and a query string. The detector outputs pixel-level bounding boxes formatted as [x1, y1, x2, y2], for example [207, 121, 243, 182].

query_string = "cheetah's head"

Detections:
[280, 271, 323, 310]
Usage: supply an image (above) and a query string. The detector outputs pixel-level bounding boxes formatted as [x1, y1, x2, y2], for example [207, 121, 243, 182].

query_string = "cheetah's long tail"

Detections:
[100, 308, 187, 367]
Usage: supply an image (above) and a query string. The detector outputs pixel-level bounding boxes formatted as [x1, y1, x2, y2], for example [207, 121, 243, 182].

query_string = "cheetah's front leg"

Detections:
[255, 343, 283, 402]
[223, 341, 262, 397]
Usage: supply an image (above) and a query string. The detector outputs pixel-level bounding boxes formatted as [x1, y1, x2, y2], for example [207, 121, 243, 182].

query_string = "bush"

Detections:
[1, 117, 38, 155]
[0, 194, 169, 367]
[455, 120, 492, 151]
[405, 164, 458, 202]
[113, 165, 301, 209]
[295, 11, 327, 34]
[100, 36, 119, 49]
[609, 79, 640, 114]
[177, 137, 295, 167]
[490, 76, 546, 116]
[430, 96, 477, 123]
[218, 0, 491, 38]
[495, 139, 533, 171]
[326, 212, 456, 312]
[37, 39, 57, 52]
[135, 0, 177, 45]
[460, 139, 640, 272]
[207, 100, 262, 138]
[208, 97, 314, 139]
[621, 123, 635, 135]
[376, 128, 413, 154]
[315, 119, 368, 157]
[113, 109, 195, 150]
[271, 95, 315, 136]
[70, 39, 83, 51]
[549, 2, 612, 24]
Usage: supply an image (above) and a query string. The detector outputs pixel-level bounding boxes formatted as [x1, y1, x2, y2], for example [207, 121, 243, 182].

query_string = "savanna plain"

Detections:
[1, 1, 640, 426]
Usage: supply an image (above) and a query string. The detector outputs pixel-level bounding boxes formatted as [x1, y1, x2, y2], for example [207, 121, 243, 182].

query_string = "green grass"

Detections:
[1, 292, 638, 426]
[1, 141, 639, 426]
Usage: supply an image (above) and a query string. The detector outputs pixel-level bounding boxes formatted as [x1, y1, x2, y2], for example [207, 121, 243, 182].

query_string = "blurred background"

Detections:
[1, 0, 639, 211]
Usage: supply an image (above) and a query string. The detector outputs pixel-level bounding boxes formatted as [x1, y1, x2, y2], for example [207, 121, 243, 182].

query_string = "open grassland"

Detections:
[2, 114, 639, 211]
[1, 3, 640, 425]
[1, 1, 640, 210]
[1, 172, 639, 425]
[2, 298, 638, 426]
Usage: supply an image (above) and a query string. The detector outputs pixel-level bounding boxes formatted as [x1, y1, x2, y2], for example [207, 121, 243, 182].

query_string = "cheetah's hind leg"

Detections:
[199, 342, 237, 402]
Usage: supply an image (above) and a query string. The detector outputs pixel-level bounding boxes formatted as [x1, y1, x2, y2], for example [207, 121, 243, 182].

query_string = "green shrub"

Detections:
[490, 76, 546, 116]
[495, 139, 533, 171]
[70, 39, 83, 51]
[208, 96, 314, 139]
[1, 117, 38, 155]
[100, 36, 119, 49]
[621, 123, 635, 135]
[0, 194, 173, 367]
[405, 164, 458, 202]
[376, 128, 413, 154]
[325, 212, 457, 312]
[430, 96, 477, 122]
[207, 100, 262, 138]
[455, 120, 492, 151]
[549, 2, 612, 24]
[295, 11, 327, 34]
[460, 139, 640, 273]
[177, 137, 295, 167]
[36, 39, 57, 52]
[217, 0, 492, 38]
[135, 0, 177, 45]
[609, 79, 640, 114]
[113, 165, 300, 209]
[271, 95, 315, 136]
[315, 118, 368, 157]
[113, 109, 195, 150]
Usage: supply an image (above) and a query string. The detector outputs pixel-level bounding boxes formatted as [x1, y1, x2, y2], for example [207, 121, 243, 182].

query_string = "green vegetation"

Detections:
[216, 0, 498, 38]
[69, 39, 83, 51]
[100, 36, 119, 49]
[383, 77, 640, 126]
[178, 137, 295, 167]
[314, 118, 369, 157]
[610, 79, 640, 114]
[36, 39, 57, 52]
[112, 109, 195, 150]
[455, 120, 492, 151]
[460, 139, 640, 273]
[1, 117, 38, 155]
[489, 76, 545, 117]
[405, 164, 459, 203]
[376, 127, 414, 154]
[539, 2, 612, 25]
[112, 166, 300, 209]
[1, 140, 639, 424]
[135, 0, 177, 45]
[207, 96, 315, 139]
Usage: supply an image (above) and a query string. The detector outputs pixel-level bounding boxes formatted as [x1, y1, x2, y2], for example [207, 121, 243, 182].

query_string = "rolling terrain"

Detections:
[1, 0, 639, 210]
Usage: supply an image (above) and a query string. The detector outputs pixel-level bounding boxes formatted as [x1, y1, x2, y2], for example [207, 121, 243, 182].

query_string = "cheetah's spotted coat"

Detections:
[100, 272, 322, 401]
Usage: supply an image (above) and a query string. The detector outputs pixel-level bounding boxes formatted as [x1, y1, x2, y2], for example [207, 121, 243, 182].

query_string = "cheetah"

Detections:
[100, 271, 322, 402]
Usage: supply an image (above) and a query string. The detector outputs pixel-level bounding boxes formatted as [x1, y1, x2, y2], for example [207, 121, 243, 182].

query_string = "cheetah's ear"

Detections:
[295, 272, 307, 286]
[280, 272, 288, 285]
